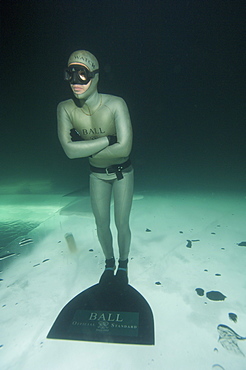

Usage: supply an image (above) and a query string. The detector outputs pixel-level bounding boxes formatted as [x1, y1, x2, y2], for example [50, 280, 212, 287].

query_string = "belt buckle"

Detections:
[105, 165, 123, 176]
[105, 166, 112, 176]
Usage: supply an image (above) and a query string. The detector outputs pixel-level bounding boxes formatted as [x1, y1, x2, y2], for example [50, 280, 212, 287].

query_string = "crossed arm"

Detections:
[57, 98, 132, 160]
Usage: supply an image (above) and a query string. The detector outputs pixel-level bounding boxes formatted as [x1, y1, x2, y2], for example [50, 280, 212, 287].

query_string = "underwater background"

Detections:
[1, 0, 246, 245]
[1, 3, 246, 369]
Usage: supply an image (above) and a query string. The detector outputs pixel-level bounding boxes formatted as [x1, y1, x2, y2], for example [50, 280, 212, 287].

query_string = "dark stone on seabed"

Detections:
[237, 241, 246, 246]
[186, 240, 192, 248]
[206, 291, 226, 301]
[228, 313, 237, 322]
[195, 288, 204, 296]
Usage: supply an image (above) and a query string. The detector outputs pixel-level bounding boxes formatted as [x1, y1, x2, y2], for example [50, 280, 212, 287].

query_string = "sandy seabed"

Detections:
[1, 190, 246, 370]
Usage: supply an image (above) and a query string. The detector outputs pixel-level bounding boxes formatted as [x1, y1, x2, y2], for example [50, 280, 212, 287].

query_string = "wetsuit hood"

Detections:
[67, 50, 99, 102]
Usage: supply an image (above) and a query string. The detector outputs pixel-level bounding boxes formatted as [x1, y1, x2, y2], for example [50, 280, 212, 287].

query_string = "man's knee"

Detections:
[115, 221, 130, 233]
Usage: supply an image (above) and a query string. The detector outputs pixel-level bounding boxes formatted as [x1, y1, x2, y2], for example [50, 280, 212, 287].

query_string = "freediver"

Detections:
[57, 50, 133, 285]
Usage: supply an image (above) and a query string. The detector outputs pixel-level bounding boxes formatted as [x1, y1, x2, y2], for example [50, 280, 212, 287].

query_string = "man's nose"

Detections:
[70, 72, 80, 84]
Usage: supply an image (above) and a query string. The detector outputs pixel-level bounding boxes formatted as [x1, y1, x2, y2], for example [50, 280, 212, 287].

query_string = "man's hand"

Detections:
[107, 135, 117, 145]
[70, 128, 83, 142]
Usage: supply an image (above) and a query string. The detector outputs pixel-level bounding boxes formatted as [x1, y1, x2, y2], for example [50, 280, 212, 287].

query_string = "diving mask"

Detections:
[64, 64, 99, 85]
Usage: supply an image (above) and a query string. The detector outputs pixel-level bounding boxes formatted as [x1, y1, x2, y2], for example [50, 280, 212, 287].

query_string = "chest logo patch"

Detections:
[82, 128, 106, 136]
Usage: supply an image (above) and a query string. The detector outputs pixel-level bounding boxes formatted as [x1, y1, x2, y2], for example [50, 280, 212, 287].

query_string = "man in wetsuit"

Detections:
[58, 50, 133, 285]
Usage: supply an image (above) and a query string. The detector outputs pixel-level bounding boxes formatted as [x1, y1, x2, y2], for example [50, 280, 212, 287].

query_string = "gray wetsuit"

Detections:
[58, 50, 133, 262]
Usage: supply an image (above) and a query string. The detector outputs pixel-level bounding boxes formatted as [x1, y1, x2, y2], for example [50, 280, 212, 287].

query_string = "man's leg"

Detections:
[90, 174, 114, 260]
[113, 169, 134, 262]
